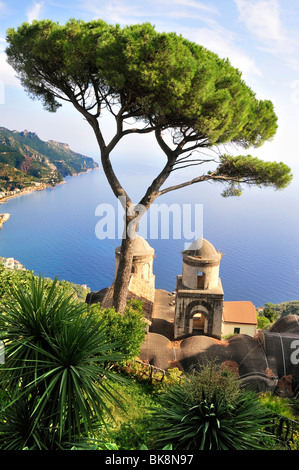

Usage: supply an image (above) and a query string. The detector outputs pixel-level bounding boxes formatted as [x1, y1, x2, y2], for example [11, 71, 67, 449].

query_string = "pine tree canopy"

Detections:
[6, 18, 292, 197]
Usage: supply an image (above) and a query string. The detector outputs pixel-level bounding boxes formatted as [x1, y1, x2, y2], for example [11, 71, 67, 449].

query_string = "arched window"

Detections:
[192, 313, 205, 333]
[187, 304, 209, 335]
[197, 271, 205, 288]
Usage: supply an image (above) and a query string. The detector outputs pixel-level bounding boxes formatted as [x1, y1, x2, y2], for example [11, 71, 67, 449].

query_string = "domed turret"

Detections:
[115, 236, 155, 285]
[174, 237, 224, 340]
[182, 238, 222, 290]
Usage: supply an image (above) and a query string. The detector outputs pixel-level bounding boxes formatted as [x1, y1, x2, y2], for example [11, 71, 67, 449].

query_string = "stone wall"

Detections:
[128, 275, 155, 304]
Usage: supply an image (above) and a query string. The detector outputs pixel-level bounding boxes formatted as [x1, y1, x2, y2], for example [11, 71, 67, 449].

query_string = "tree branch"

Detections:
[170, 161, 214, 172]
[157, 172, 257, 196]
[158, 174, 215, 196]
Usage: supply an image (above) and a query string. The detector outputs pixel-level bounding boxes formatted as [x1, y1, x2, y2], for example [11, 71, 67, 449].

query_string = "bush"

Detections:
[185, 361, 240, 407]
[258, 393, 294, 419]
[257, 315, 271, 329]
[0, 275, 127, 450]
[91, 299, 147, 360]
[258, 393, 299, 448]
[149, 362, 273, 450]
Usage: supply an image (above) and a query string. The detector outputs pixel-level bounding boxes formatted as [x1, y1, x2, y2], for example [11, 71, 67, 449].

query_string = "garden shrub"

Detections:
[149, 361, 274, 450]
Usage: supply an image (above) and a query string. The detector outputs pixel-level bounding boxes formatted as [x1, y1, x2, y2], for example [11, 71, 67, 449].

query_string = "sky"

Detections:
[0, 0, 299, 176]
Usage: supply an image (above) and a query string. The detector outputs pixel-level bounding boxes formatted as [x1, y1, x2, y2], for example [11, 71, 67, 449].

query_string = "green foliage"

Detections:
[289, 431, 299, 450]
[5, 18, 292, 216]
[267, 301, 299, 319]
[97, 377, 160, 450]
[258, 393, 299, 448]
[116, 361, 184, 391]
[0, 262, 89, 302]
[184, 361, 241, 406]
[0, 162, 39, 192]
[217, 154, 293, 196]
[263, 304, 279, 323]
[257, 315, 271, 330]
[149, 362, 273, 450]
[6, 19, 278, 149]
[0, 275, 127, 450]
[83, 363, 184, 450]
[91, 299, 147, 360]
[258, 393, 294, 419]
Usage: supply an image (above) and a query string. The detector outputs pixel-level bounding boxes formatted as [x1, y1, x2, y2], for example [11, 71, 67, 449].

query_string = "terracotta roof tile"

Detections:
[223, 301, 257, 325]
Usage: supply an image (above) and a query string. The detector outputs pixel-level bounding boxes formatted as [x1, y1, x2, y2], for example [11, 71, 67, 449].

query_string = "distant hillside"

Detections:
[0, 127, 98, 195]
[270, 301, 299, 318]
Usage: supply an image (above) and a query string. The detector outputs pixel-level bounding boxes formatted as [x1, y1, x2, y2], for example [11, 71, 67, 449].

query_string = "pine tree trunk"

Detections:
[112, 221, 137, 314]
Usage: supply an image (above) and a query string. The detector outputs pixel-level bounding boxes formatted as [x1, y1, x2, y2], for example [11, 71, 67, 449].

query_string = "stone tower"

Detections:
[174, 238, 224, 339]
[115, 236, 155, 302]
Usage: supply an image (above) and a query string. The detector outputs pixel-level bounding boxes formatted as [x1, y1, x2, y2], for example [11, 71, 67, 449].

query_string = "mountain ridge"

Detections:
[0, 126, 99, 198]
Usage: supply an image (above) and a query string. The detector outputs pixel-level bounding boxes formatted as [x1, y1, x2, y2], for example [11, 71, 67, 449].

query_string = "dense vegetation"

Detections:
[0, 162, 48, 193]
[257, 301, 299, 329]
[0, 260, 89, 302]
[266, 301, 299, 318]
[1, 265, 299, 450]
[0, 127, 98, 193]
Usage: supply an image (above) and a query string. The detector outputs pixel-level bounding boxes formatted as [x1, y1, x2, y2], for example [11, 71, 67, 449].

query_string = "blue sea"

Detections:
[1, 164, 299, 307]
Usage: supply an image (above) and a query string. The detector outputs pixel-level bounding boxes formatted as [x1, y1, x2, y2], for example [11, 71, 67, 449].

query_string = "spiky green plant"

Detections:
[150, 377, 272, 450]
[0, 276, 127, 450]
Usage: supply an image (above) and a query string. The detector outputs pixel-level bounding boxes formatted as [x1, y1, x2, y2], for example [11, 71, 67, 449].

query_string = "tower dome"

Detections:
[115, 236, 154, 257]
[132, 236, 155, 256]
[183, 238, 220, 260]
[181, 238, 222, 290]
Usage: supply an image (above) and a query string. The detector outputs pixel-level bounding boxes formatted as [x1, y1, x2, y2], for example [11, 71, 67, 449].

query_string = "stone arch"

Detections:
[185, 300, 211, 336]
[186, 300, 210, 317]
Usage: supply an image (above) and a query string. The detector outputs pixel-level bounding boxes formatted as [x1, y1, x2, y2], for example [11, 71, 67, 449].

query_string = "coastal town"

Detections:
[0, 181, 49, 204]
[0, 256, 25, 270]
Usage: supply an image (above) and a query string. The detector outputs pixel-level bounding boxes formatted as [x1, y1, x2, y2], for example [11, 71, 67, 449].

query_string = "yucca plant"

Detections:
[0, 276, 127, 450]
[150, 373, 273, 450]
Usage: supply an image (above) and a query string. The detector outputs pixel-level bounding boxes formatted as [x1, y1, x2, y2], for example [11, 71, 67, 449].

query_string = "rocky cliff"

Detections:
[0, 127, 99, 196]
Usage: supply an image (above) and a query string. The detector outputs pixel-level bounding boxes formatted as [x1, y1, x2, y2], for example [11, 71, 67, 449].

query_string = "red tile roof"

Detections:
[223, 301, 257, 325]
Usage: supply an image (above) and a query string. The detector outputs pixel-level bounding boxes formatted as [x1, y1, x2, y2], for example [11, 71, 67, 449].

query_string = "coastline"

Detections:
[0, 167, 100, 206]
[0, 183, 52, 205]
[0, 167, 100, 226]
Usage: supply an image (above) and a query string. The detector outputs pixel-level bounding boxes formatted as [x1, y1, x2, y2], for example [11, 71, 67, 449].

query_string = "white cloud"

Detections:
[234, 0, 286, 48]
[159, 0, 219, 15]
[26, 1, 44, 23]
[80, 0, 148, 24]
[0, 1, 7, 15]
[80, 0, 219, 26]
[0, 51, 21, 88]
[234, 0, 299, 76]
